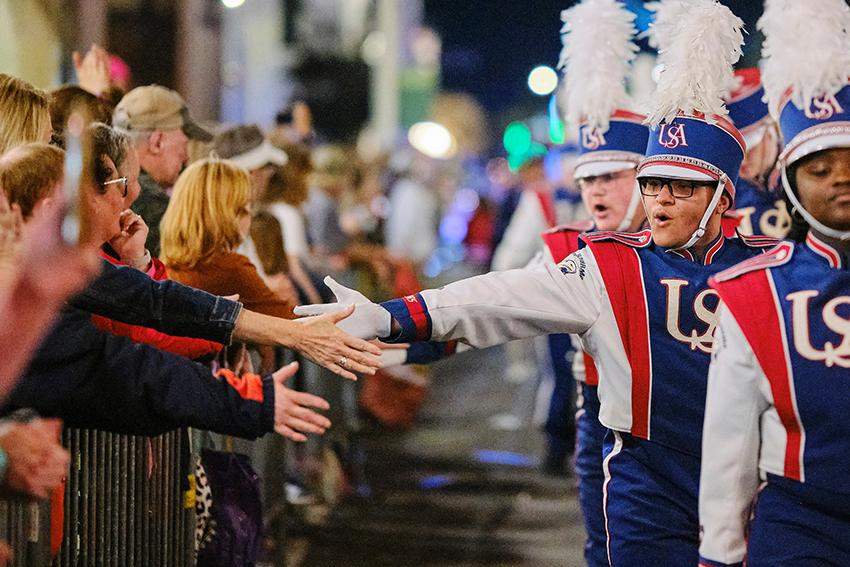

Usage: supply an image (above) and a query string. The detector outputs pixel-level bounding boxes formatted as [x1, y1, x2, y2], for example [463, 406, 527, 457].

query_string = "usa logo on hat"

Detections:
[574, 110, 649, 179]
[778, 82, 850, 166]
[637, 113, 746, 201]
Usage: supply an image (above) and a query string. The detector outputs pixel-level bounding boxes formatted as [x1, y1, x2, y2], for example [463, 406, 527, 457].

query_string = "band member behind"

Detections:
[700, 1, 850, 565]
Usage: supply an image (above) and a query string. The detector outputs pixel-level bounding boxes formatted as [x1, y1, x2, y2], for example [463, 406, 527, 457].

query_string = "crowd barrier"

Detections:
[0, 428, 193, 567]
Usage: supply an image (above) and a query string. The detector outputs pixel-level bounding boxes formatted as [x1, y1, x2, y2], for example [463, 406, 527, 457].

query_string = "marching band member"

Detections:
[547, 2, 647, 563]
[724, 68, 791, 238]
[699, 1, 850, 565]
[296, 1, 770, 563]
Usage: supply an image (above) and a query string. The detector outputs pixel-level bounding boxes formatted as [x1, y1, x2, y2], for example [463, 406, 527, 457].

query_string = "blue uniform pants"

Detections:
[747, 474, 850, 566]
[575, 382, 607, 567]
[602, 431, 700, 567]
[544, 333, 576, 460]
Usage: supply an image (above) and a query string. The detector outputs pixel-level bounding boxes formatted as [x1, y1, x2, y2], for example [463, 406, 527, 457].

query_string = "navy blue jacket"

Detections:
[4, 306, 274, 439]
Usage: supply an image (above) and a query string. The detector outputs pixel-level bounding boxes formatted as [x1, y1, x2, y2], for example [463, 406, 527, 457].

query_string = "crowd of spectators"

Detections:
[0, 42, 563, 564]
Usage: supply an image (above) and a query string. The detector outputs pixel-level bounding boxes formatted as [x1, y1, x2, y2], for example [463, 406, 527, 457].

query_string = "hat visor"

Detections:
[182, 120, 213, 142]
[574, 160, 637, 180]
[636, 163, 715, 182]
[783, 132, 850, 166]
[230, 141, 289, 171]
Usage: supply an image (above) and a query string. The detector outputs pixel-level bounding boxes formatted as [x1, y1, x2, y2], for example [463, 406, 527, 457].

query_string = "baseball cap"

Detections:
[113, 85, 213, 141]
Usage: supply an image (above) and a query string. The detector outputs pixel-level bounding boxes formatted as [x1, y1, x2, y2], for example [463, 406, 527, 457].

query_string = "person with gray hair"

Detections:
[113, 85, 212, 256]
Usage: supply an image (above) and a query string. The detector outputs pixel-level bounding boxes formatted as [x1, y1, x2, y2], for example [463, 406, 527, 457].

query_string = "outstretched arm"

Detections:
[297, 250, 604, 349]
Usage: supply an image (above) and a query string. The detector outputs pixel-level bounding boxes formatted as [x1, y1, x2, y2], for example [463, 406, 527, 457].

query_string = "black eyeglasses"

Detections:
[102, 176, 129, 198]
[637, 177, 708, 199]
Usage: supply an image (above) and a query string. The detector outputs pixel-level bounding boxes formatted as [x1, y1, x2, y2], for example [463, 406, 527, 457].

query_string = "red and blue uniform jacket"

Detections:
[381, 230, 776, 457]
[699, 232, 850, 566]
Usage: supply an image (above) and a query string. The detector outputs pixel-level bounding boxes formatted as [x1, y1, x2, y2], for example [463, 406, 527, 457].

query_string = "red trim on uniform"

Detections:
[584, 353, 599, 386]
[806, 232, 842, 269]
[738, 233, 780, 248]
[610, 109, 647, 124]
[713, 242, 793, 282]
[588, 242, 653, 438]
[704, 235, 725, 265]
[711, 271, 804, 480]
[403, 294, 431, 341]
[581, 229, 652, 247]
[216, 369, 264, 403]
[721, 214, 741, 238]
[534, 191, 557, 228]
[541, 227, 582, 263]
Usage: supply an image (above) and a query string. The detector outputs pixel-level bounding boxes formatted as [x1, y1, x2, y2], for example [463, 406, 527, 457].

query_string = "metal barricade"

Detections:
[0, 428, 195, 567]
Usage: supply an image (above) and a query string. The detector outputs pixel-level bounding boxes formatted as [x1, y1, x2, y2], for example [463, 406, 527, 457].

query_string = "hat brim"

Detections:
[783, 132, 850, 166]
[636, 164, 715, 182]
[183, 120, 214, 142]
[574, 160, 637, 180]
[230, 140, 289, 171]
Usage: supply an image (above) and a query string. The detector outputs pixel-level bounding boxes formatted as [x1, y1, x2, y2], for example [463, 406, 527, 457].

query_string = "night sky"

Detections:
[424, 1, 765, 117]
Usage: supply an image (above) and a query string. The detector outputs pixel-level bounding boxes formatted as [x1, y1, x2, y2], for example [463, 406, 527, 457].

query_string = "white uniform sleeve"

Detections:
[699, 305, 769, 567]
[381, 248, 603, 349]
[491, 191, 550, 271]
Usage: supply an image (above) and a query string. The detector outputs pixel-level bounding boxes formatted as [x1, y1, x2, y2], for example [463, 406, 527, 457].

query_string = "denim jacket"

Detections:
[4, 306, 274, 438]
[71, 260, 242, 346]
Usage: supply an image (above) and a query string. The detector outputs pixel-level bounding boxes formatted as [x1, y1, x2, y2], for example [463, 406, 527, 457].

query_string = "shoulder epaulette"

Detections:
[544, 219, 594, 235]
[712, 242, 794, 283]
[738, 233, 781, 249]
[581, 229, 652, 248]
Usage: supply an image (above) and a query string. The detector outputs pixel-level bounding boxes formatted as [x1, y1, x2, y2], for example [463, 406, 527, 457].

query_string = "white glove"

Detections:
[378, 347, 408, 368]
[293, 276, 392, 340]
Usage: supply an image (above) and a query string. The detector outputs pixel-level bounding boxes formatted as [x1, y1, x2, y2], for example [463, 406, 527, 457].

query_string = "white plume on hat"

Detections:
[758, 0, 850, 117]
[644, 0, 744, 127]
[557, 0, 639, 135]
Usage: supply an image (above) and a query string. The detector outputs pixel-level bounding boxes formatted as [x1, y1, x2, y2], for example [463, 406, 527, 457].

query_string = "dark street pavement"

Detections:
[296, 342, 587, 567]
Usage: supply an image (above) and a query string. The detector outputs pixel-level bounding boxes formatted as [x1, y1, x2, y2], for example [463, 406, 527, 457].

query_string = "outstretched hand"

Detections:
[272, 362, 332, 442]
[293, 277, 392, 341]
[290, 304, 382, 380]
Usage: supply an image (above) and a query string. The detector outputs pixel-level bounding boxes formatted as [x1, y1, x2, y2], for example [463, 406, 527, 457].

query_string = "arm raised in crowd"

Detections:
[71, 261, 381, 380]
[4, 306, 330, 440]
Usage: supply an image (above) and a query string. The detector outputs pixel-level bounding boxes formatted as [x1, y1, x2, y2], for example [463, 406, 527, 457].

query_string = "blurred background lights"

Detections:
[502, 121, 532, 155]
[527, 65, 558, 96]
[408, 121, 456, 159]
[221, 0, 246, 8]
[361, 31, 387, 65]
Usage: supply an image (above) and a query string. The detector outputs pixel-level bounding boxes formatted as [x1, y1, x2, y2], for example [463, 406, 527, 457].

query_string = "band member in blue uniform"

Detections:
[297, 1, 772, 563]
[724, 68, 791, 238]
[699, 1, 850, 565]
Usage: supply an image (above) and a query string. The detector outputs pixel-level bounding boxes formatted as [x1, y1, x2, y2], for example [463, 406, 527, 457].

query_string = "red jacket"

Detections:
[92, 251, 223, 359]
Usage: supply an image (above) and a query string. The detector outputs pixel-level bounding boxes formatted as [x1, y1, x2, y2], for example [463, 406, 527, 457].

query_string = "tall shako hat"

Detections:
[760, 0, 850, 240]
[637, 0, 746, 250]
[557, 0, 649, 231]
[726, 68, 772, 149]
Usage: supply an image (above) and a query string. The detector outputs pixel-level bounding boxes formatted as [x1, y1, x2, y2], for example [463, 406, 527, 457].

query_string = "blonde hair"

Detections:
[0, 74, 51, 154]
[159, 157, 251, 270]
